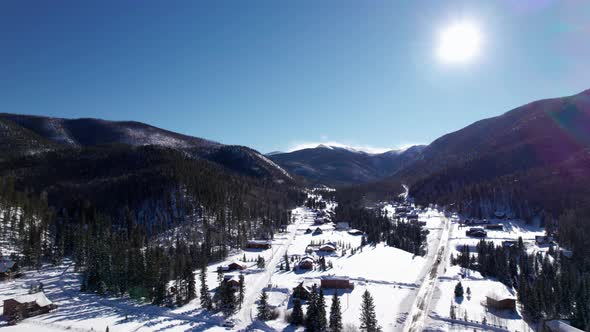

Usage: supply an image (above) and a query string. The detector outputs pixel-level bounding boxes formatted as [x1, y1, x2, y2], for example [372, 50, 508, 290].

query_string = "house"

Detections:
[227, 261, 248, 271]
[347, 229, 363, 236]
[312, 227, 323, 235]
[3, 292, 57, 324]
[543, 319, 584, 332]
[298, 256, 315, 270]
[486, 295, 516, 311]
[246, 240, 272, 250]
[320, 277, 354, 290]
[318, 243, 336, 253]
[292, 282, 313, 300]
[336, 222, 350, 230]
[223, 274, 241, 289]
[466, 227, 487, 238]
[485, 224, 504, 231]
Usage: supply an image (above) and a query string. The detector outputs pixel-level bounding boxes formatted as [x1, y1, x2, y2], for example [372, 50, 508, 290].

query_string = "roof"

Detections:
[319, 244, 336, 250]
[10, 292, 53, 307]
[545, 320, 584, 332]
[300, 256, 315, 263]
[223, 274, 240, 282]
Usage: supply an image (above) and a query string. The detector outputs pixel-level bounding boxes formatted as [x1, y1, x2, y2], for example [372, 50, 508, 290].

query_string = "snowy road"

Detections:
[235, 208, 308, 330]
[403, 213, 451, 332]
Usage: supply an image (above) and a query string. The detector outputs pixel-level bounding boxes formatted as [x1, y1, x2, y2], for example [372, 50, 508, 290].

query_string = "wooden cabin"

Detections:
[3, 292, 57, 324]
[246, 240, 272, 250]
[223, 274, 241, 289]
[486, 295, 516, 311]
[292, 282, 313, 300]
[320, 277, 354, 290]
[318, 244, 336, 252]
[227, 261, 248, 271]
[298, 256, 315, 270]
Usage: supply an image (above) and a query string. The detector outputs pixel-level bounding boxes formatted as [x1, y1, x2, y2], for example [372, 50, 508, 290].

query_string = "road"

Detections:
[235, 207, 309, 330]
[403, 212, 451, 332]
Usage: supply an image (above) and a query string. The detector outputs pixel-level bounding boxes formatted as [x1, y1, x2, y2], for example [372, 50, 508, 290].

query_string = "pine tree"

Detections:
[257, 290, 271, 321]
[238, 274, 245, 308]
[329, 292, 343, 332]
[454, 282, 464, 298]
[185, 264, 196, 303]
[318, 288, 327, 330]
[199, 265, 212, 310]
[291, 298, 304, 325]
[359, 290, 381, 332]
[284, 252, 290, 271]
[305, 284, 319, 331]
[219, 281, 236, 317]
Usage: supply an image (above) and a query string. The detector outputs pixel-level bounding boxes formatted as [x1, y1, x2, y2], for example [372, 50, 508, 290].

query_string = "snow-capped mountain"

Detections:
[269, 143, 425, 187]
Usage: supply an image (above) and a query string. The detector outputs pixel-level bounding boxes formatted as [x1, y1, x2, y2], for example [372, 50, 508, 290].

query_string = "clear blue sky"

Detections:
[1, 1, 589, 153]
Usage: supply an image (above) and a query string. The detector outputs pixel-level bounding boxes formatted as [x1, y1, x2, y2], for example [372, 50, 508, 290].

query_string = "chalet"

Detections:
[246, 240, 272, 250]
[485, 224, 504, 231]
[3, 292, 57, 324]
[320, 277, 354, 290]
[227, 261, 248, 271]
[298, 256, 315, 269]
[318, 243, 337, 253]
[292, 282, 313, 300]
[223, 274, 241, 289]
[486, 295, 516, 311]
[466, 227, 487, 238]
[312, 227, 323, 235]
[543, 319, 584, 332]
[347, 229, 363, 236]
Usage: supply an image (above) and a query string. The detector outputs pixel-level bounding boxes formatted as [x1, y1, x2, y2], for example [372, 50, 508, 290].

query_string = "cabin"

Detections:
[223, 274, 241, 289]
[466, 227, 487, 238]
[292, 282, 313, 300]
[246, 240, 272, 250]
[320, 277, 354, 290]
[227, 261, 248, 271]
[298, 256, 315, 270]
[543, 319, 584, 332]
[318, 244, 337, 253]
[485, 224, 504, 231]
[486, 295, 516, 311]
[347, 229, 363, 236]
[312, 227, 323, 235]
[3, 292, 57, 324]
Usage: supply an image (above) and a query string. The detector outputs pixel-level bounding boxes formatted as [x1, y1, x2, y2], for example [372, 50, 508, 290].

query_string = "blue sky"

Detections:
[1, 1, 589, 153]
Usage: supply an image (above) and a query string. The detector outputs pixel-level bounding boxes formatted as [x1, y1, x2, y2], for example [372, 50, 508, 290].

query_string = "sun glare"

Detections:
[437, 22, 481, 63]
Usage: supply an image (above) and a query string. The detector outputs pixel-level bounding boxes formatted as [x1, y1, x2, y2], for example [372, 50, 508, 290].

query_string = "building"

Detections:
[318, 243, 336, 252]
[320, 277, 354, 290]
[466, 227, 487, 238]
[246, 240, 272, 250]
[3, 292, 57, 323]
[227, 261, 248, 271]
[298, 256, 315, 270]
[312, 227, 323, 235]
[486, 295, 516, 311]
[292, 282, 313, 300]
[347, 229, 363, 236]
[485, 224, 504, 231]
[543, 320, 584, 332]
[223, 274, 241, 289]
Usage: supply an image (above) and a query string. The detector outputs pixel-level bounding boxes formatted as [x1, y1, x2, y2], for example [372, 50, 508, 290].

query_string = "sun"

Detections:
[437, 22, 481, 63]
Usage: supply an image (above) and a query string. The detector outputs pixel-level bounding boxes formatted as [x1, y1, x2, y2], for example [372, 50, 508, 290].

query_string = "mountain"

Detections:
[364, 89, 590, 217]
[269, 144, 425, 187]
[0, 113, 293, 183]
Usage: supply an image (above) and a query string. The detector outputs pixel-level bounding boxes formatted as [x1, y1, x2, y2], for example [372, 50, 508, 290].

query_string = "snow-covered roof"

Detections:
[12, 292, 53, 307]
[300, 256, 315, 263]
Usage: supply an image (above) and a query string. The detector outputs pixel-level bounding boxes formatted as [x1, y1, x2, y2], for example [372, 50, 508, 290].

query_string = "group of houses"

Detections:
[292, 276, 355, 300]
